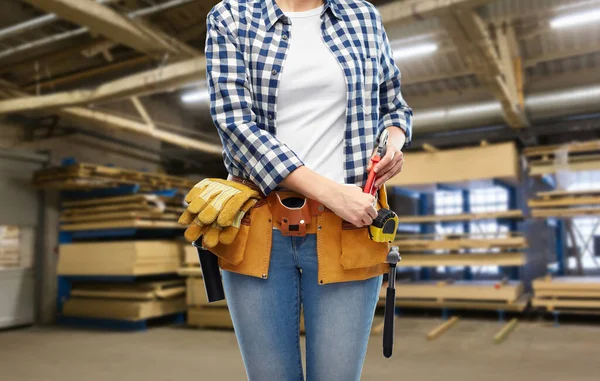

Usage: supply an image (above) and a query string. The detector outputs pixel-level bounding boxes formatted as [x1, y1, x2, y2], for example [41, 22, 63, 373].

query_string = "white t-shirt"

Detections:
[276, 5, 347, 184]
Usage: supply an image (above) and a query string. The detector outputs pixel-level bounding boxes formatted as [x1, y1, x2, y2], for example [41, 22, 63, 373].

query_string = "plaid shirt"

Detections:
[206, 0, 412, 195]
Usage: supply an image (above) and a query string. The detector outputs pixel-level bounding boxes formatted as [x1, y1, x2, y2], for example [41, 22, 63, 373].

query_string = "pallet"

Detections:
[57, 312, 185, 331]
[388, 281, 524, 303]
[70, 280, 185, 300]
[396, 210, 523, 224]
[397, 252, 526, 267]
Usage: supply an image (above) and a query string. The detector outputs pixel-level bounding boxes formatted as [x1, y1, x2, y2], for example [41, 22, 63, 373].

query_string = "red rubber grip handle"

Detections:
[364, 156, 381, 196]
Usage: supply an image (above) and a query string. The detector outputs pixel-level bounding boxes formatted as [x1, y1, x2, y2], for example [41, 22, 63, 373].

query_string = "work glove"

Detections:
[179, 179, 259, 248]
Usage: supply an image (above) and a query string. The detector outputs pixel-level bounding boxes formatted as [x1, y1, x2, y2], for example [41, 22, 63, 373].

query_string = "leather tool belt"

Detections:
[267, 191, 326, 236]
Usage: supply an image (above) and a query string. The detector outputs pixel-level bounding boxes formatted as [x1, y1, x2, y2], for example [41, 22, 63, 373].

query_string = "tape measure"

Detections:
[369, 208, 399, 243]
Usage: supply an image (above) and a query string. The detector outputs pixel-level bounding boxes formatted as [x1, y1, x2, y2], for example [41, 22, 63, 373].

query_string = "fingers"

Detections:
[375, 154, 404, 188]
[373, 146, 395, 173]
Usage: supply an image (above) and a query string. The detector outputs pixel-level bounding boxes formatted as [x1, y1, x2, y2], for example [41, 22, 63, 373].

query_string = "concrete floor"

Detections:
[1, 317, 600, 381]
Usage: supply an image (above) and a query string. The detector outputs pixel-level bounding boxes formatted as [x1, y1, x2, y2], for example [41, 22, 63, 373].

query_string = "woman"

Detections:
[204, 0, 412, 379]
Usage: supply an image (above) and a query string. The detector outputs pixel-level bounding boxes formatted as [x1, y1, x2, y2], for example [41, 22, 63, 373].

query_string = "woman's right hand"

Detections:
[324, 184, 378, 228]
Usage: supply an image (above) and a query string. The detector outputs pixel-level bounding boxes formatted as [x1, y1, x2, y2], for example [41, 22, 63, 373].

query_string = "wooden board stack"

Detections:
[33, 162, 197, 193]
[524, 140, 600, 176]
[182, 270, 234, 329]
[59, 194, 186, 231]
[380, 280, 529, 311]
[529, 189, 600, 218]
[532, 276, 600, 313]
[63, 280, 186, 320]
[58, 241, 182, 276]
[393, 232, 527, 267]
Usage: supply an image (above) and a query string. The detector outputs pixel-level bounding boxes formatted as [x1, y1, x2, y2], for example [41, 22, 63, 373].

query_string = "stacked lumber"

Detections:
[0, 226, 20, 268]
[33, 162, 197, 192]
[58, 241, 182, 276]
[524, 140, 600, 176]
[60, 194, 185, 231]
[532, 276, 600, 312]
[529, 189, 600, 218]
[182, 271, 233, 329]
[393, 232, 527, 267]
[379, 281, 529, 311]
[63, 280, 186, 321]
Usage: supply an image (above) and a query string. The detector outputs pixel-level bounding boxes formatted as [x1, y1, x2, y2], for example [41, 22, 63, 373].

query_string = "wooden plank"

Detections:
[398, 253, 526, 267]
[62, 203, 161, 215]
[531, 207, 600, 218]
[529, 156, 600, 176]
[62, 194, 160, 208]
[535, 290, 600, 299]
[387, 143, 520, 187]
[395, 237, 528, 251]
[60, 212, 177, 224]
[528, 196, 600, 208]
[383, 294, 531, 312]
[177, 267, 202, 277]
[378, 0, 491, 25]
[494, 318, 519, 344]
[187, 307, 233, 329]
[536, 189, 600, 198]
[21, 0, 197, 58]
[58, 241, 181, 276]
[60, 219, 184, 231]
[397, 210, 523, 224]
[62, 297, 186, 321]
[524, 140, 600, 158]
[427, 317, 460, 341]
[532, 298, 600, 310]
[0, 56, 206, 115]
[533, 276, 600, 291]
[70, 281, 185, 301]
[182, 245, 199, 267]
[392, 281, 523, 303]
[186, 277, 227, 308]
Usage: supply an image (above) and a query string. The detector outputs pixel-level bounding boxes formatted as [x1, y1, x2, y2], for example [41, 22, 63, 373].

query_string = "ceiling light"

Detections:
[393, 43, 438, 60]
[550, 8, 600, 29]
[181, 88, 210, 104]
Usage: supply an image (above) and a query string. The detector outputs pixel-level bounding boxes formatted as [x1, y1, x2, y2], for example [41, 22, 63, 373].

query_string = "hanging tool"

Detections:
[383, 246, 401, 358]
[364, 129, 399, 243]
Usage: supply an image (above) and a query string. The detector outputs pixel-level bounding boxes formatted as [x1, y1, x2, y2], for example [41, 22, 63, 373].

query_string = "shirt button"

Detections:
[271, 69, 278, 75]
[282, 34, 288, 40]
[268, 114, 274, 120]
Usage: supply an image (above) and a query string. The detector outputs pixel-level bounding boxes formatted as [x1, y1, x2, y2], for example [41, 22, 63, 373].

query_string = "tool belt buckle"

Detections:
[273, 193, 313, 237]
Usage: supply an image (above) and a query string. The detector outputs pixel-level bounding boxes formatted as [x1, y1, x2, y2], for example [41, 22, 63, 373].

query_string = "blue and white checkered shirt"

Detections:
[206, 0, 413, 195]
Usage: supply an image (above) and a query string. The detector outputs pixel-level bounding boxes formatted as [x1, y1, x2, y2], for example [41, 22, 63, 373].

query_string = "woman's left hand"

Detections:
[369, 127, 407, 189]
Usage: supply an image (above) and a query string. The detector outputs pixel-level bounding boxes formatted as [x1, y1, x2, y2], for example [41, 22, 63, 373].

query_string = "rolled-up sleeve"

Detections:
[206, 12, 304, 195]
[377, 18, 413, 147]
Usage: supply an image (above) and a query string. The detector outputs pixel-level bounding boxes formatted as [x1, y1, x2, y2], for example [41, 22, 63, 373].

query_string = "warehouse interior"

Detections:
[0, 0, 599, 380]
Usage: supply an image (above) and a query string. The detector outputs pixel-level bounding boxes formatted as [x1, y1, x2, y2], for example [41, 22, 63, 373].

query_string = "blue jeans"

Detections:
[222, 230, 382, 381]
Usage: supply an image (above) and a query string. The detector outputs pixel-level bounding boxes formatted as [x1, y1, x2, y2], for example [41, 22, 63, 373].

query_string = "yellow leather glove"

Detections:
[179, 178, 259, 226]
[179, 179, 260, 248]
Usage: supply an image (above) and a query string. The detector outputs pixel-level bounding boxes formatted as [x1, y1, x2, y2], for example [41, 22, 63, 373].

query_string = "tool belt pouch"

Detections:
[268, 192, 321, 237]
[208, 200, 273, 277]
[327, 186, 391, 270]
[339, 224, 389, 269]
